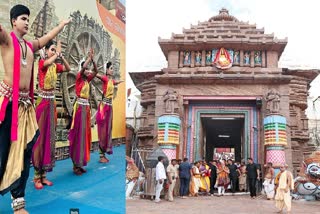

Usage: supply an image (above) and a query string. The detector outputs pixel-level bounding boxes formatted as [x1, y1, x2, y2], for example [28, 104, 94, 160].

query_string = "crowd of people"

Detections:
[0, 4, 123, 213]
[126, 156, 295, 213]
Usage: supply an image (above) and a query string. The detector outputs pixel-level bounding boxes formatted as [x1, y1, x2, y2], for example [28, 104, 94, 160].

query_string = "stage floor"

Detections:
[0, 145, 125, 214]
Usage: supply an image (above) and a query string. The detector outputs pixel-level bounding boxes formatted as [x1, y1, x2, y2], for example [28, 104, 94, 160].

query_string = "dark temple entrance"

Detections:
[202, 116, 244, 163]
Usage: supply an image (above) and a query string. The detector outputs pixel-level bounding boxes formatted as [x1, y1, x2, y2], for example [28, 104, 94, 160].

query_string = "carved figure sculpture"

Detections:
[195, 51, 201, 64]
[266, 89, 281, 114]
[183, 51, 191, 65]
[233, 50, 240, 64]
[254, 51, 261, 64]
[206, 51, 212, 64]
[163, 89, 178, 113]
[244, 51, 250, 65]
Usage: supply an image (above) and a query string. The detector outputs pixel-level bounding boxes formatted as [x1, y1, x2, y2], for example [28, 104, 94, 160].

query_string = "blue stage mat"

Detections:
[0, 145, 125, 214]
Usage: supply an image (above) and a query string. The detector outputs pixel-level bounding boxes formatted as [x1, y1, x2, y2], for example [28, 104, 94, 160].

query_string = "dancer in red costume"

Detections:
[68, 49, 98, 175]
[32, 40, 71, 190]
[95, 61, 124, 163]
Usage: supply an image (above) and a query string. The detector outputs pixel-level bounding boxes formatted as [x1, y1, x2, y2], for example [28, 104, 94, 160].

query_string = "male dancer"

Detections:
[0, 4, 70, 213]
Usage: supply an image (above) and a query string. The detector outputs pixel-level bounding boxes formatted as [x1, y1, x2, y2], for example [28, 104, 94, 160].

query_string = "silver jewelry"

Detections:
[18, 40, 27, 67]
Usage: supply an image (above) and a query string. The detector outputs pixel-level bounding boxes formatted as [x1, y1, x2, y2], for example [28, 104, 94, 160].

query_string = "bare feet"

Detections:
[73, 167, 82, 176]
[79, 167, 87, 173]
[99, 157, 109, 163]
[14, 208, 29, 214]
[34, 179, 43, 190]
[41, 178, 53, 186]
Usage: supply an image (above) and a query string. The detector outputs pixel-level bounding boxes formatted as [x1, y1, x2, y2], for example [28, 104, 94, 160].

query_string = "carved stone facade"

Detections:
[130, 9, 319, 176]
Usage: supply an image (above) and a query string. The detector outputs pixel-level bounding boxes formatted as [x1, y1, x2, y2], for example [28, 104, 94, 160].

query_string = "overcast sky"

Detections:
[126, 0, 320, 117]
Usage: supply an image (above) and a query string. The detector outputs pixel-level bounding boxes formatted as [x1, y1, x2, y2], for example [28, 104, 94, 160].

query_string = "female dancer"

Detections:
[32, 40, 70, 189]
[68, 49, 97, 175]
[95, 61, 124, 163]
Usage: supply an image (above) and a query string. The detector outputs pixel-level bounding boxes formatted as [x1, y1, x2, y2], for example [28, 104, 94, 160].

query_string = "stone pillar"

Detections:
[179, 51, 184, 68]
[250, 51, 255, 67]
[262, 51, 266, 68]
[240, 50, 244, 67]
[157, 115, 181, 160]
[201, 50, 206, 67]
[263, 115, 287, 174]
[191, 51, 195, 68]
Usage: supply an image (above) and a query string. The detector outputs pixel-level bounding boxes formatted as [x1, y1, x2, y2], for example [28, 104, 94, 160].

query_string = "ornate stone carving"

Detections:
[293, 151, 320, 200]
[265, 89, 281, 114]
[163, 89, 178, 113]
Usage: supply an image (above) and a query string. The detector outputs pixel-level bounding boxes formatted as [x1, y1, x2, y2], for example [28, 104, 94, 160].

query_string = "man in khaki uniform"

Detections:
[174, 159, 182, 196]
[167, 159, 178, 202]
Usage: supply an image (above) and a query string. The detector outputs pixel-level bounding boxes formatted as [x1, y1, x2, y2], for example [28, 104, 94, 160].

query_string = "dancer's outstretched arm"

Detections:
[31, 19, 71, 52]
[0, 24, 10, 46]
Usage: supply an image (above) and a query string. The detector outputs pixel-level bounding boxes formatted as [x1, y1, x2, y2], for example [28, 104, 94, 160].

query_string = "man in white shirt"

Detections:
[155, 156, 167, 203]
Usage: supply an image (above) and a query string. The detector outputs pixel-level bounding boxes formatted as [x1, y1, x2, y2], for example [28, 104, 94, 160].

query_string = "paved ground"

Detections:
[126, 194, 320, 214]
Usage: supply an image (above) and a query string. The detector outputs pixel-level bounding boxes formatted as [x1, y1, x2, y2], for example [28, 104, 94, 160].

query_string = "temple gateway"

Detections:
[130, 9, 319, 176]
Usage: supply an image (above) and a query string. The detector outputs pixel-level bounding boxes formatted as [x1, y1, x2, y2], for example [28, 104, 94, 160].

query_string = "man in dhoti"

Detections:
[274, 164, 294, 213]
[263, 162, 275, 200]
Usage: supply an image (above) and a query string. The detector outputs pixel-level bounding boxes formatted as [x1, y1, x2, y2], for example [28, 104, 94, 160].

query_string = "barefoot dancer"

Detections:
[95, 61, 124, 163]
[0, 4, 71, 213]
[32, 40, 71, 190]
[69, 49, 98, 175]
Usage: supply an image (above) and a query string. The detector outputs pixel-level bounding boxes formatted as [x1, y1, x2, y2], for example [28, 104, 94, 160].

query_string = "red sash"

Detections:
[10, 32, 34, 141]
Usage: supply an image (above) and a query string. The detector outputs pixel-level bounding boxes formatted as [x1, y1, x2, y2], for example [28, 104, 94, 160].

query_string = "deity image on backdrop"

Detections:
[244, 51, 250, 65]
[233, 50, 240, 64]
[213, 47, 232, 69]
[206, 50, 212, 64]
[183, 51, 191, 65]
[254, 51, 262, 65]
[195, 51, 202, 65]
[213, 48, 232, 69]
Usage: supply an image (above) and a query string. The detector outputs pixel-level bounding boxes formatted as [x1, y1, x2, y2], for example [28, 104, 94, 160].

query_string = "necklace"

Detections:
[18, 39, 27, 66]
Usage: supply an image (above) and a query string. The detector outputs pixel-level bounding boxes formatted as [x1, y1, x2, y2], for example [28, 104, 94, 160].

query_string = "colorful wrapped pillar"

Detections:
[157, 115, 181, 160]
[263, 115, 287, 169]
